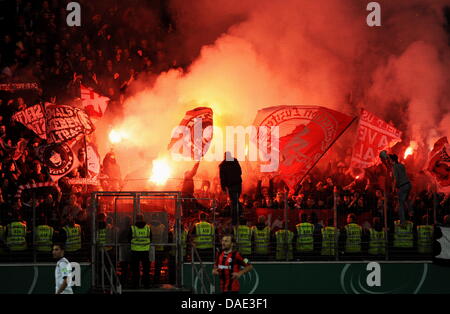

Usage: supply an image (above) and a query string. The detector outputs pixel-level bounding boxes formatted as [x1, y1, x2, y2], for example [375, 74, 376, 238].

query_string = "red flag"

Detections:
[167, 107, 213, 160]
[427, 137, 450, 193]
[80, 85, 110, 121]
[254, 106, 354, 190]
[350, 109, 402, 169]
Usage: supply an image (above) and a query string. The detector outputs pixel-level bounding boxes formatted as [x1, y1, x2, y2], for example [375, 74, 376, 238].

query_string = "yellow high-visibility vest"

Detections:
[417, 225, 433, 253]
[393, 220, 413, 248]
[131, 225, 151, 251]
[275, 229, 294, 260]
[97, 226, 113, 251]
[368, 229, 386, 255]
[194, 222, 214, 249]
[234, 225, 252, 255]
[253, 226, 270, 255]
[344, 223, 362, 253]
[63, 224, 81, 252]
[6, 221, 27, 251]
[321, 226, 338, 256]
[36, 225, 54, 252]
[295, 222, 314, 252]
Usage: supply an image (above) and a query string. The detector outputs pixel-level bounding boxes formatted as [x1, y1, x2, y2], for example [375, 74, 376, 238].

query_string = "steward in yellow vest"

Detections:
[129, 214, 151, 288]
[275, 228, 294, 260]
[368, 217, 386, 255]
[393, 219, 414, 249]
[96, 213, 114, 251]
[234, 218, 252, 256]
[36, 216, 54, 253]
[6, 216, 28, 251]
[193, 213, 215, 250]
[252, 216, 271, 256]
[321, 218, 339, 256]
[62, 215, 82, 253]
[342, 214, 362, 254]
[295, 213, 314, 253]
[417, 215, 433, 254]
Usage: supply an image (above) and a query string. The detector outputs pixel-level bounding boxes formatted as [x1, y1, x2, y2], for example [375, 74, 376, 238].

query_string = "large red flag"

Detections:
[80, 85, 110, 121]
[254, 105, 354, 190]
[427, 137, 450, 193]
[167, 107, 213, 160]
[350, 109, 402, 169]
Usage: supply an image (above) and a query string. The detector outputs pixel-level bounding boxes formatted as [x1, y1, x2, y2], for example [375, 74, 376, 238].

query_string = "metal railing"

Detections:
[100, 246, 122, 294]
[191, 245, 215, 294]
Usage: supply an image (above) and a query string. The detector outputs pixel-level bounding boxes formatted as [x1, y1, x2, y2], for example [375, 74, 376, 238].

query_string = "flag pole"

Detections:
[83, 132, 89, 195]
[297, 116, 357, 186]
[433, 182, 438, 225]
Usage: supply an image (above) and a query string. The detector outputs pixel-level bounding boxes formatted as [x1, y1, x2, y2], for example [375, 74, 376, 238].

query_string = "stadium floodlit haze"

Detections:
[0, 0, 449, 296]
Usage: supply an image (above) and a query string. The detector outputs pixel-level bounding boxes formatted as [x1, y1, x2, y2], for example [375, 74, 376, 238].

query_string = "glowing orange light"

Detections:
[109, 129, 127, 144]
[149, 159, 171, 186]
[403, 141, 417, 159]
[356, 175, 360, 179]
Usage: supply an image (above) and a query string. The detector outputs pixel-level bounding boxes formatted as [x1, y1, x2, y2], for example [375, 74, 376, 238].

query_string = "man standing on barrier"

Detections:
[219, 152, 242, 227]
[389, 154, 412, 226]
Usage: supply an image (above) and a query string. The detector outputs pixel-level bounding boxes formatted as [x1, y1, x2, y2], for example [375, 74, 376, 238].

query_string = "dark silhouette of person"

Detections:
[219, 152, 242, 226]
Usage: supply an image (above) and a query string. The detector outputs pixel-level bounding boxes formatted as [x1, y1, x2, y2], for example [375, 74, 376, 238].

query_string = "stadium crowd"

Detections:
[1, 0, 450, 288]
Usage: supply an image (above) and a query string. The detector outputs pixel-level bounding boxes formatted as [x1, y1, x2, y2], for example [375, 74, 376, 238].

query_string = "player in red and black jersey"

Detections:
[212, 234, 253, 294]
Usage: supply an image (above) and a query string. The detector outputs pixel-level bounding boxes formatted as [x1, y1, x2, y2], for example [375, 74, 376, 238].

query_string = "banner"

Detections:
[80, 85, 109, 121]
[427, 137, 450, 193]
[67, 178, 99, 185]
[12, 104, 47, 139]
[45, 103, 95, 144]
[350, 109, 402, 169]
[86, 142, 101, 179]
[0, 83, 39, 91]
[167, 107, 213, 160]
[254, 106, 354, 190]
[37, 139, 81, 181]
[15, 181, 61, 200]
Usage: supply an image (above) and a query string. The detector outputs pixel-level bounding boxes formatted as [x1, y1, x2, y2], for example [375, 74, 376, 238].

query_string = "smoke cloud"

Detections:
[96, 0, 450, 191]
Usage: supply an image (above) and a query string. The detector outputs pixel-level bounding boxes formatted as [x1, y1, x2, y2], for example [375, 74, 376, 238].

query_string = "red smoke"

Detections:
[94, 0, 450, 191]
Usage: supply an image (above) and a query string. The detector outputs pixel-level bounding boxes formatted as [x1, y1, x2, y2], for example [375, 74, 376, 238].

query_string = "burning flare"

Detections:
[403, 141, 418, 159]
[109, 129, 128, 144]
[149, 159, 172, 186]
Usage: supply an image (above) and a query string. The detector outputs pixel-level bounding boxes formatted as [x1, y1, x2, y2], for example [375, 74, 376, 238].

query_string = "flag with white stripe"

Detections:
[350, 109, 402, 169]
